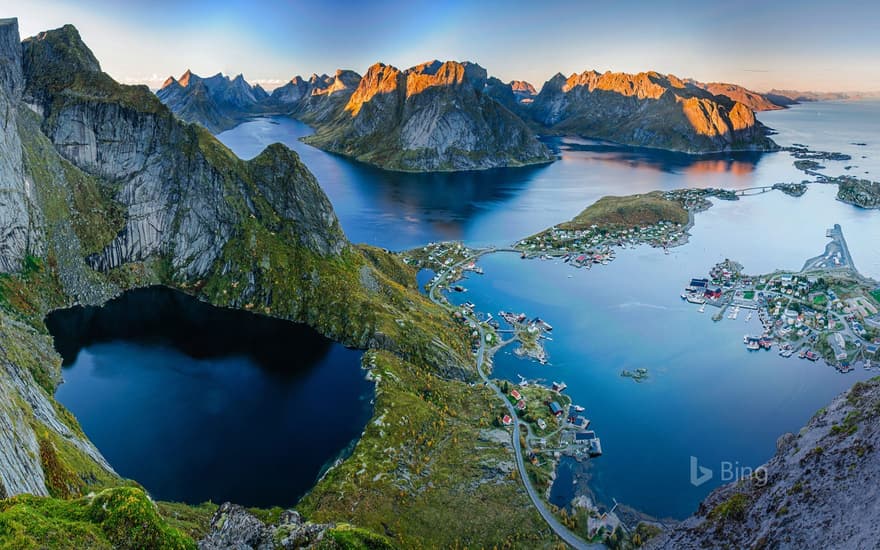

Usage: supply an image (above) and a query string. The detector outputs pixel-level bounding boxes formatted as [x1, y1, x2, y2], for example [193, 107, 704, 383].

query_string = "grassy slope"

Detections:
[0, 487, 194, 550]
[298, 351, 553, 548]
[558, 192, 688, 231]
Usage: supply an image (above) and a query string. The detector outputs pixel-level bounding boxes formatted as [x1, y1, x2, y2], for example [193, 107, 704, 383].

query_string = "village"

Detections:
[681, 229, 880, 373]
[514, 188, 739, 270]
[400, 241, 605, 487]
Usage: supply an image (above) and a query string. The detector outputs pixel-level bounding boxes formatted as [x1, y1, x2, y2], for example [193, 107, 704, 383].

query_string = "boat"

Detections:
[686, 294, 706, 305]
[589, 438, 603, 457]
[573, 405, 585, 412]
[698, 303, 706, 313]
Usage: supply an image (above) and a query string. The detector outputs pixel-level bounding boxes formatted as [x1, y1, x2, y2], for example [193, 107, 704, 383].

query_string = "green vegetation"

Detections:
[708, 493, 749, 522]
[323, 524, 396, 549]
[155, 502, 218, 542]
[298, 351, 550, 548]
[559, 192, 688, 231]
[831, 410, 861, 437]
[0, 488, 194, 549]
[871, 289, 880, 304]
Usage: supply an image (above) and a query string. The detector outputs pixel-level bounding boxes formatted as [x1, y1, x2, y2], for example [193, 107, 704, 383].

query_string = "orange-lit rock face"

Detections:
[532, 68, 775, 152]
[305, 59, 552, 171]
[404, 60, 487, 98]
[346, 62, 402, 116]
[178, 69, 194, 88]
[344, 60, 489, 116]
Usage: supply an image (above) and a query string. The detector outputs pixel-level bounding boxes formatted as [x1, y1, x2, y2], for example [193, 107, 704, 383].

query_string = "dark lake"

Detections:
[48, 287, 371, 507]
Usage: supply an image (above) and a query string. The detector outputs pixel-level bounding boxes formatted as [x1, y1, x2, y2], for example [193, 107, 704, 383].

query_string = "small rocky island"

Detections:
[835, 177, 880, 209]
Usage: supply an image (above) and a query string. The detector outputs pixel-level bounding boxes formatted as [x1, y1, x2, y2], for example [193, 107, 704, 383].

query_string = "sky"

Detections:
[2, 0, 879, 92]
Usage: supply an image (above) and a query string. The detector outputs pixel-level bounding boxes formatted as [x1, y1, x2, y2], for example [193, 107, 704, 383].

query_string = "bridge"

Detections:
[734, 185, 775, 196]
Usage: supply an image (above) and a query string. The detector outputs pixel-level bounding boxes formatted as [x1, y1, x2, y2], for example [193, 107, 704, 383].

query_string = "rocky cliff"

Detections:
[0, 18, 41, 274]
[157, 70, 269, 132]
[302, 60, 554, 171]
[529, 70, 778, 153]
[650, 376, 880, 549]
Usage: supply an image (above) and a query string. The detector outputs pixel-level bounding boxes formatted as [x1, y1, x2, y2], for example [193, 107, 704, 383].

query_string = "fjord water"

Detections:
[203, 101, 877, 518]
[49, 287, 370, 507]
[218, 118, 797, 251]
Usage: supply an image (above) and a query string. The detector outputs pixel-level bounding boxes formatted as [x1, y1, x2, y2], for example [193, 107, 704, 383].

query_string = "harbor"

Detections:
[680, 227, 880, 374]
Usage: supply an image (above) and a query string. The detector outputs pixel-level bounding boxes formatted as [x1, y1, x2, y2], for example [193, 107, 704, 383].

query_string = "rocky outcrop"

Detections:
[650, 377, 880, 549]
[199, 504, 334, 549]
[529, 70, 777, 153]
[157, 70, 269, 132]
[302, 60, 554, 171]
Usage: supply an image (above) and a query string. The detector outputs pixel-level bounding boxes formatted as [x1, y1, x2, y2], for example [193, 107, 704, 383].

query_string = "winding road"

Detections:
[427, 250, 598, 550]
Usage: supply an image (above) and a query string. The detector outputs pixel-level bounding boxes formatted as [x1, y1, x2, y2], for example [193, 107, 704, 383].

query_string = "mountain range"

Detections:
[156, 70, 270, 132]
[157, 64, 785, 171]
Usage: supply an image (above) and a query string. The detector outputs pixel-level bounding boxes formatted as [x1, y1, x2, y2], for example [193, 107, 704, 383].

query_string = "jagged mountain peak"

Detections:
[178, 69, 197, 87]
[510, 80, 536, 96]
[22, 23, 101, 76]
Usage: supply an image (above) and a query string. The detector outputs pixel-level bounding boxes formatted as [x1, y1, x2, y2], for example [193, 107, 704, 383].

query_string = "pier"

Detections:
[801, 224, 856, 273]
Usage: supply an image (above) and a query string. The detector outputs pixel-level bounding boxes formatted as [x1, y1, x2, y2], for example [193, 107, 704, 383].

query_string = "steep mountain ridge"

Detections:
[529, 69, 777, 153]
[301, 59, 554, 171]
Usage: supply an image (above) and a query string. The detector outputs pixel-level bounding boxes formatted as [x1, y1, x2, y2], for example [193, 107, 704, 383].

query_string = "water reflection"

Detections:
[556, 136, 763, 180]
[48, 287, 372, 507]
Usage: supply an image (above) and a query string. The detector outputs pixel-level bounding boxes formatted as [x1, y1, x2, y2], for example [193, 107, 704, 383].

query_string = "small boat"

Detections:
[573, 405, 585, 412]
[698, 303, 706, 313]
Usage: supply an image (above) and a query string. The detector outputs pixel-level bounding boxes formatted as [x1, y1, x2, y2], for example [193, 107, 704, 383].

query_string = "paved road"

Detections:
[428, 252, 598, 550]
